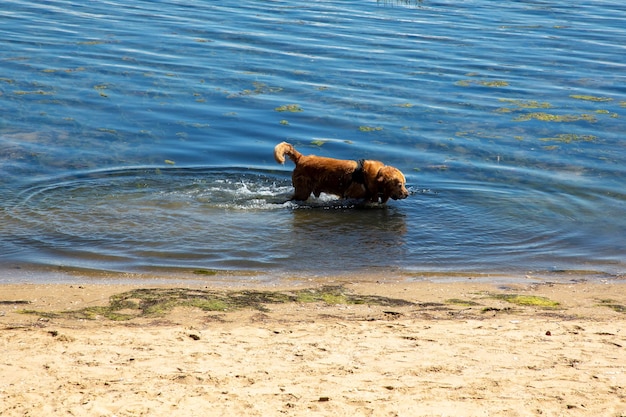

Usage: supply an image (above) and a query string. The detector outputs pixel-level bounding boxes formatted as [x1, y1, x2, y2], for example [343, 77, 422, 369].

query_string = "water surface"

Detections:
[1, 0, 625, 282]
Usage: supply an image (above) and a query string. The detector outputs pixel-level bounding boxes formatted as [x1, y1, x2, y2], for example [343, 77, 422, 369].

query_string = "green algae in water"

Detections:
[495, 107, 515, 114]
[513, 112, 597, 123]
[569, 95, 613, 102]
[13, 90, 54, 96]
[275, 104, 303, 112]
[456, 79, 509, 88]
[359, 126, 383, 132]
[377, 0, 424, 6]
[77, 40, 106, 45]
[311, 139, 328, 146]
[539, 134, 597, 144]
[94, 84, 109, 98]
[480, 80, 509, 87]
[497, 99, 553, 110]
[230, 82, 283, 98]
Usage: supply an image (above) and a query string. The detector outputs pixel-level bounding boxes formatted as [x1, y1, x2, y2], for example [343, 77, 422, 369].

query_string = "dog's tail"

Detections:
[274, 142, 302, 165]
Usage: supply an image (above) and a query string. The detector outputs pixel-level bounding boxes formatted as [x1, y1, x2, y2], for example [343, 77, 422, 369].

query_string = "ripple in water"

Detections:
[3, 168, 412, 274]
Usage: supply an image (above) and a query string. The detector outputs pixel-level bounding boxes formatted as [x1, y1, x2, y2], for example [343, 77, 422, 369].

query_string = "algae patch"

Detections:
[310, 139, 328, 146]
[13, 90, 54, 96]
[495, 99, 553, 113]
[569, 95, 613, 102]
[513, 112, 597, 123]
[229, 82, 283, 98]
[597, 299, 626, 313]
[19, 286, 415, 321]
[486, 293, 560, 309]
[358, 126, 383, 132]
[445, 298, 481, 307]
[539, 134, 597, 144]
[456, 79, 509, 88]
[275, 104, 303, 112]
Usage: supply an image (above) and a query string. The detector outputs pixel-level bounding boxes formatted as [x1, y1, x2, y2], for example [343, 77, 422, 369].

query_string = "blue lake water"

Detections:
[1, 0, 625, 283]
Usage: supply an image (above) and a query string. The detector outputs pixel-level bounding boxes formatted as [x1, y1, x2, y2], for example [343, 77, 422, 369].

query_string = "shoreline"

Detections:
[2, 279, 625, 416]
[1, 263, 623, 287]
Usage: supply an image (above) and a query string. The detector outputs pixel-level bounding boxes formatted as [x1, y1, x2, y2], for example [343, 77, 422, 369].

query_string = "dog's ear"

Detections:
[360, 160, 384, 201]
[376, 166, 392, 202]
[362, 160, 384, 182]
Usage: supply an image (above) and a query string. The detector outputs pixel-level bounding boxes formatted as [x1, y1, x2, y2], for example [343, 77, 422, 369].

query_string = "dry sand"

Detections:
[1, 278, 625, 416]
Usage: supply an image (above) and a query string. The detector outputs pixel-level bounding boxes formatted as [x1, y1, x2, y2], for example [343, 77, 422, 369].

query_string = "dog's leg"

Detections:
[291, 173, 313, 201]
[292, 187, 313, 201]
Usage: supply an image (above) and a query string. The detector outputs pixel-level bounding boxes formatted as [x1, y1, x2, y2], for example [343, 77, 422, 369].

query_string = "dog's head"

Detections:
[362, 161, 409, 203]
[376, 166, 409, 202]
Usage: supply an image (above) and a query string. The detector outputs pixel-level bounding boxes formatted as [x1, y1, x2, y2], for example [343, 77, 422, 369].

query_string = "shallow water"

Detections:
[1, 0, 625, 282]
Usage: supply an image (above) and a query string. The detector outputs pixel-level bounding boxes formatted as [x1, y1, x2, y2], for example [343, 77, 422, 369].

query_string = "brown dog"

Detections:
[274, 142, 409, 203]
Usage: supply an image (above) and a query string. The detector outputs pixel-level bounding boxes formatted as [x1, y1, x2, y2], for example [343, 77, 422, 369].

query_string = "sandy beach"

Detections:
[1, 277, 625, 416]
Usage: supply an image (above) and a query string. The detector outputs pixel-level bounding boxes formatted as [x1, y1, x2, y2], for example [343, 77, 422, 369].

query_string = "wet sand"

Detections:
[1, 278, 625, 416]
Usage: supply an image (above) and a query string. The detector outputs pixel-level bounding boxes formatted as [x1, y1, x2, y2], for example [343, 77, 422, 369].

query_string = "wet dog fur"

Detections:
[274, 142, 409, 203]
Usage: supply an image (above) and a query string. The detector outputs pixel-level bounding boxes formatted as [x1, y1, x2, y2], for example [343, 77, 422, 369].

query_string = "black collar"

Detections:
[352, 159, 366, 185]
